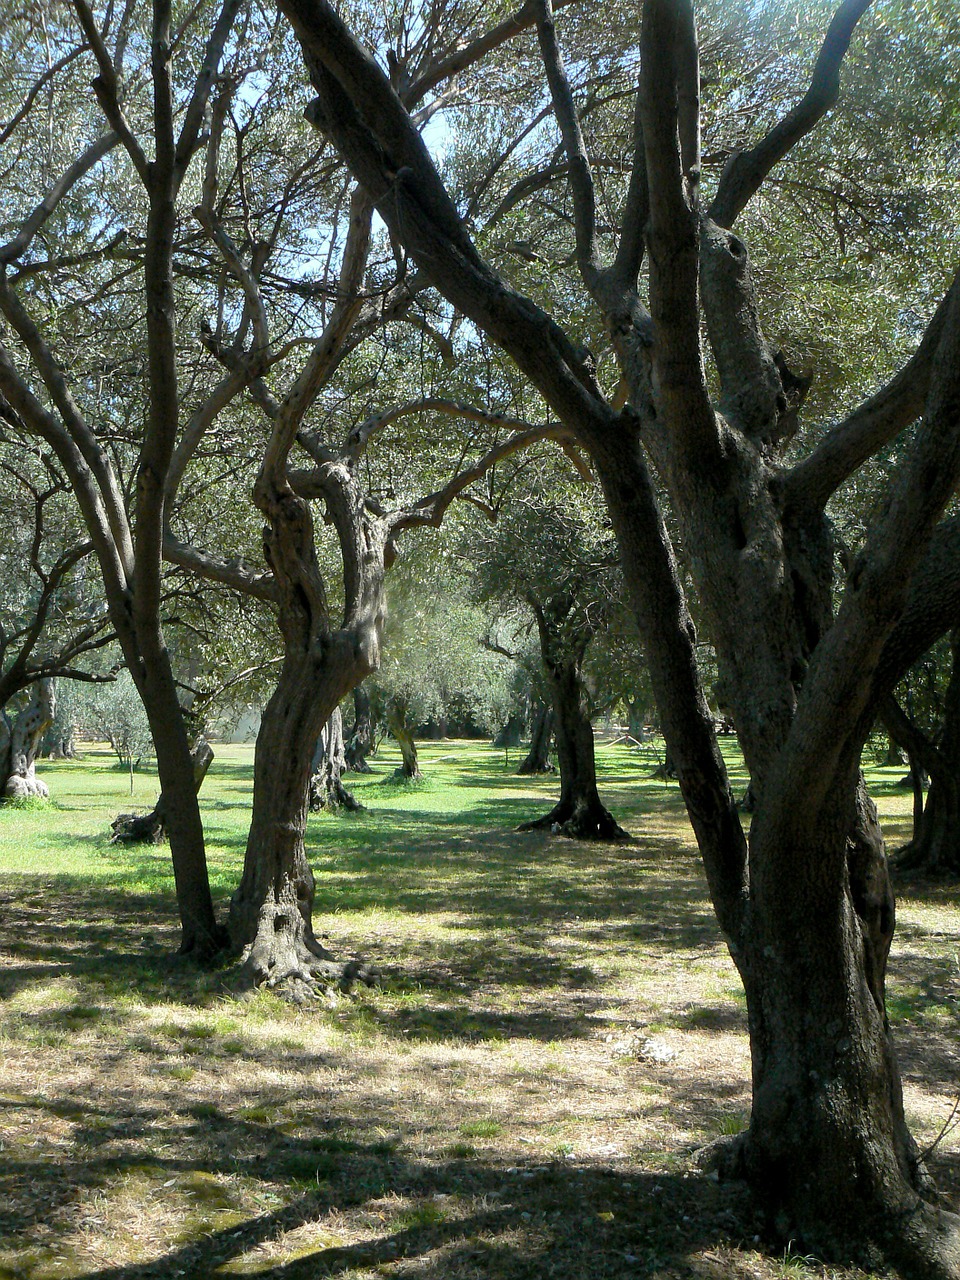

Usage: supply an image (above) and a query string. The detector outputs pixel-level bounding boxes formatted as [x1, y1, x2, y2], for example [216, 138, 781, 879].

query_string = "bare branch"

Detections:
[71, 0, 150, 179]
[175, 0, 244, 171]
[535, 0, 600, 288]
[406, 0, 576, 108]
[340, 397, 569, 465]
[709, 0, 873, 229]
[0, 47, 87, 147]
[0, 276, 135, 575]
[389, 425, 563, 536]
[194, 205, 271, 351]
[161, 533, 278, 603]
[260, 188, 373, 479]
[0, 134, 120, 265]
[611, 85, 649, 289]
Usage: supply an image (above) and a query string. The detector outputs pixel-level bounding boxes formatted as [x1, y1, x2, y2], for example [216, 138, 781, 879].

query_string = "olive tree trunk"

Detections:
[1, 679, 55, 800]
[344, 684, 374, 772]
[309, 706, 362, 811]
[519, 605, 626, 839]
[884, 631, 960, 875]
[516, 702, 554, 775]
[386, 700, 421, 779]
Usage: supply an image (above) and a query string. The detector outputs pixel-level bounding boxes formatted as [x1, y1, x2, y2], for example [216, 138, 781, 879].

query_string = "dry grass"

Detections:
[0, 742, 956, 1280]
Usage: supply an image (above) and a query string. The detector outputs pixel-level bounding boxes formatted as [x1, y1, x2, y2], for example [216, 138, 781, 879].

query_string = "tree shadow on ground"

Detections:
[2, 1117, 765, 1280]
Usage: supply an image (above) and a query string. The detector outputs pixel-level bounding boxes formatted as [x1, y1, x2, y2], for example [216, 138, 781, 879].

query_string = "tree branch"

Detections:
[534, 0, 600, 289]
[784, 277, 958, 517]
[175, 0, 243, 172]
[389, 425, 563, 536]
[0, 277, 134, 575]
[709, 0, 873, 229]
[161, 533, 278, 603]
[0, 47, 87, 147]
[71, 0, 149, 179]
[0, 134, 121, 265]
[340, 397, 569, 465]
[405, 0, 576, 107]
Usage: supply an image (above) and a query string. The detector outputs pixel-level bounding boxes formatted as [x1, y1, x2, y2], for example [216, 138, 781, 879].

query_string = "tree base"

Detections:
[518, 798, 630, 841]
[697, 1133, 960, 1280]
[111, 808, 165, 843]
[232, 924, 378, 1003]
[344, 757, 373, 774]
[3, 774, 50, 801]
[391, 766, 423, 782]
[516, 759, 556, 776]
[308, 775, 363, 812]
[893, 836, 960, 876]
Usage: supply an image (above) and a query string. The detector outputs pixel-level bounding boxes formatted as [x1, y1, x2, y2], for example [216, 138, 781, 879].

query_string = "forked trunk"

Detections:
[516, 703, 554, 775]
[111, 738, 214, 845]
[229, 648, 369, 997]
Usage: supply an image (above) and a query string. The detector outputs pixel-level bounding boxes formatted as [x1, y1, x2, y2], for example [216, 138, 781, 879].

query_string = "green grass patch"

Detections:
[0, 737, 955, 1280]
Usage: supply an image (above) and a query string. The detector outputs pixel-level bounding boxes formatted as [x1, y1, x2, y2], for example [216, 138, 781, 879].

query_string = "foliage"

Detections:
[372, 535, 516, 738]
[75, 671, 153, 773]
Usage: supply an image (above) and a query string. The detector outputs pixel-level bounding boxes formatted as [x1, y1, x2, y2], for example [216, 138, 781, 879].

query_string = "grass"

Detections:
[0, 738, 956, 1280]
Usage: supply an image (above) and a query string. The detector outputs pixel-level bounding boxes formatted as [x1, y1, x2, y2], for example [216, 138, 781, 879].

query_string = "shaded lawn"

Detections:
[0, 740, 956, 1280]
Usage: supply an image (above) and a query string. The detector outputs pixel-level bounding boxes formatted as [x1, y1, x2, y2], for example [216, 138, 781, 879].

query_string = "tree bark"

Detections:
[386, 700, 422, 779]
[344, 683, 374, 772]
[1, 679, 55, 800]
[516, 702, 554, 774]
[309, 706, 362, 811]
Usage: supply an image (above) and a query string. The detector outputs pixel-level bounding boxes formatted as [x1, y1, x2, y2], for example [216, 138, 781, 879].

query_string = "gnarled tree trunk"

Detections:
[1, 679, 55, 800]
[309, 706, 362, 811]
[884, 631, 960, 875]
[344, 684, 374, 772]
[386, 699, 421, 779]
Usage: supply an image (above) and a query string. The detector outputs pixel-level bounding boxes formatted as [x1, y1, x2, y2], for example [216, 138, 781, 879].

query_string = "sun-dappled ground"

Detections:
[0, 739, 957, 1280]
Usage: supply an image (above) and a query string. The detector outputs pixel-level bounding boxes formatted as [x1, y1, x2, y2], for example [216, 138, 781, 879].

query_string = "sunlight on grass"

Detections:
[0, 736, 954, 1280]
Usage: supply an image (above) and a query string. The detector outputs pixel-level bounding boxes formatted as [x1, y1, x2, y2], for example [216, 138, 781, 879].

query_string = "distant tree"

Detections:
[372, 546, 515, 780]
[883, 631, 960, 875]
[472, 465, 629, 838]
[77, 671, 153, 775]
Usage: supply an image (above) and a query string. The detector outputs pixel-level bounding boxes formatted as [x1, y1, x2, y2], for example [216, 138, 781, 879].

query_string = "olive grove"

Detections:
[3, 0, 960, 1271]
[274, 0, 960, 1274]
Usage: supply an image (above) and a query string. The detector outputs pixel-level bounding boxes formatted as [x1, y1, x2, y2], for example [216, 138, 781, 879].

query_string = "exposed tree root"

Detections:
[233, 927, 379, 1003]
[518, 798, 630, 841]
